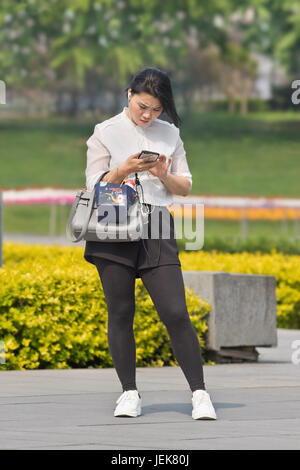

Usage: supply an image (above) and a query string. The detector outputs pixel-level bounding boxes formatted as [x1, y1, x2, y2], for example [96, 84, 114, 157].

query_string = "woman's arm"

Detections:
[160, 173, 192, 197]
[101, 163, 129, 184]
[86, 127, 134, 187]
[85, 127, 111, 191]
[162, 131, 193, 197]
[86, 125, 163, 188]
[148, 130, 193, 197]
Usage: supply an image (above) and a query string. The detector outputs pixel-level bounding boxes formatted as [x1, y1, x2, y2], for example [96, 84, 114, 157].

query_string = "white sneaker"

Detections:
[192, 390, 217, 420]
[114, 390, 142, 417]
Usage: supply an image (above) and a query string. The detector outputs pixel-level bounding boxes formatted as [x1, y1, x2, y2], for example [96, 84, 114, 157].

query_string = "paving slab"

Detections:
[0, 328, 299, 450]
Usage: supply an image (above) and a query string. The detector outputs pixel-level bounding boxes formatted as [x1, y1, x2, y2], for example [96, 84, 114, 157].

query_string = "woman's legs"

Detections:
[94, 257, 205, 393]
[94, 258, 138, 392]
[139, 264, 206, 392]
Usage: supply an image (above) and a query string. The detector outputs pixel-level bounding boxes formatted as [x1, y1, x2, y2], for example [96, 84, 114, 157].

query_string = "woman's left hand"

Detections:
[148, 154, 172, 182]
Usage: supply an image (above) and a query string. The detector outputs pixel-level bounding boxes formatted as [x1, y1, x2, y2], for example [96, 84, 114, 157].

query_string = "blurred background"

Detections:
[0, 0, 299, 254]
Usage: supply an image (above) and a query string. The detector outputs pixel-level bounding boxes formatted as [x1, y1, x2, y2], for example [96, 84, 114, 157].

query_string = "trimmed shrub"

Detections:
[0, 242, 210, 370]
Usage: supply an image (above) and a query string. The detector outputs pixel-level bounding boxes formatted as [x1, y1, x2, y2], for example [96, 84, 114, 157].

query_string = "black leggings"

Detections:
[94, 258, 205, 393]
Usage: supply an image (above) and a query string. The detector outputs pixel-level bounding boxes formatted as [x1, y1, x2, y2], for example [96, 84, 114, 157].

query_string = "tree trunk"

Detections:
[55, 90, 64, 115]
[227, 95, 235, 113]
[240, 96, 248, 114]
[67, 89, 79, 117]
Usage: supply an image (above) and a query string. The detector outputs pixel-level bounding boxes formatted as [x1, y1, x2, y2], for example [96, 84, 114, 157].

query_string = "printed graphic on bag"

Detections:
[97, 183, 126, 205]
[94, 182, 136, 225]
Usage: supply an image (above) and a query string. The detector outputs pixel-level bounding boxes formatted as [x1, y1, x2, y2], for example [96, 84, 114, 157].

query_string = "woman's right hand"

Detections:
[120, 152, 159, 175]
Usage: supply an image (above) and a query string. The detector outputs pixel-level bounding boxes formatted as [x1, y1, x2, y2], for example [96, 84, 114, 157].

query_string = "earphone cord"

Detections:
[134, 172, 155, 259]
[134, 173, 155, 218]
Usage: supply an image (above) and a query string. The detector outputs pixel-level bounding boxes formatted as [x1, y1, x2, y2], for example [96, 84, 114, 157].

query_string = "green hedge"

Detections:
[177, 235, 300, 255]
[0, 242, 210, 370]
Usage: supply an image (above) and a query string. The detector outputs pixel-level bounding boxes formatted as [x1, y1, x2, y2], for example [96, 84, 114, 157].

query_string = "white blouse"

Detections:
[85, 106, 192, 206]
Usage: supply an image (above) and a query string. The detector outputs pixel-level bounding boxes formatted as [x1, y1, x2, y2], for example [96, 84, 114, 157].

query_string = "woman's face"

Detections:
[127, 89, 163, 126]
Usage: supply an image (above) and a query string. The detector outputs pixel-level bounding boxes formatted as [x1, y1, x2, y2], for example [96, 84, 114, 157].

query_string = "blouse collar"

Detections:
[121, 106, 153, 130]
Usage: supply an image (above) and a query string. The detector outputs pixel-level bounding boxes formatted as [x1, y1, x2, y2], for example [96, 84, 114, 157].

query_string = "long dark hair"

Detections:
[124, 67, 181, 127]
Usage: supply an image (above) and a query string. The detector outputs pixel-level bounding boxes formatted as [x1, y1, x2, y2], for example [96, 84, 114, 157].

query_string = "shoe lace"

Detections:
[192, 391, 208, 406]
[117, 391, 139, 405]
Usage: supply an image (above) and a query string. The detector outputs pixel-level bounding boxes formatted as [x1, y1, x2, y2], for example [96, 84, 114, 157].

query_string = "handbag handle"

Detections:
[66, 170, 110, 242]
[66, 171, 143, 243]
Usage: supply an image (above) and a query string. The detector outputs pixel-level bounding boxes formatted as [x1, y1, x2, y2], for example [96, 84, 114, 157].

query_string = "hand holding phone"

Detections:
[138, 150, 160, 162]
[121, 151, 160, 176]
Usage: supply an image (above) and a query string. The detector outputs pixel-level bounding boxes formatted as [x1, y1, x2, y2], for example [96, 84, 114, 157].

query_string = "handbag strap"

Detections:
[135, 172, 154, 217]
[135, 172, 145, 205]
[66, 170, 147, 243]
[66, 171, 110, 242]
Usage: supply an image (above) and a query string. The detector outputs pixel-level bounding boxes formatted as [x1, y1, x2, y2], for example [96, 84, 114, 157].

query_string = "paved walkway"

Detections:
[3, 232, 86, 247]
[0, 328, 299, 450]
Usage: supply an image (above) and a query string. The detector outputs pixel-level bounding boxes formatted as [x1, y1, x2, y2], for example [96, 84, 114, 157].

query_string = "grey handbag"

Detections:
[66, 171, 149, 243]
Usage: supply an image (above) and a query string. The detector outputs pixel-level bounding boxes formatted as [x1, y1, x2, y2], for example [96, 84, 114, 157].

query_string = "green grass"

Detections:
[174, 217, 300, 252]
[3, 204, 69, 235]
[1, 110, 300, 196]
[0, 117, 90, 189]
[3, 204, 300, 253]
[0, 110, 300, 250]
[181, 111, 300, 197]
[203, 218, 300, 238]
[3, 203, 300, 238]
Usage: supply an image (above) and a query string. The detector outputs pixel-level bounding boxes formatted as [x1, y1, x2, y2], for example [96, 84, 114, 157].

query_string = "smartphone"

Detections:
[138, 150, 159, 162]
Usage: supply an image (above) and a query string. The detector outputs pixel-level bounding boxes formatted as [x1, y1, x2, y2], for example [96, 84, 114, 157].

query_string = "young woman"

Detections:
[83, 67, 217, 420]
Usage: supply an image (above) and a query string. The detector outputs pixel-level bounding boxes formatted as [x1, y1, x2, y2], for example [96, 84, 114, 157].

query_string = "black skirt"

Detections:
[83, 204, 181, 279]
